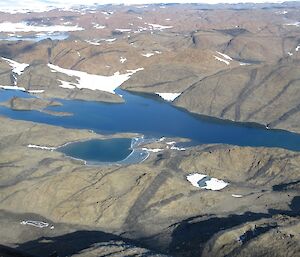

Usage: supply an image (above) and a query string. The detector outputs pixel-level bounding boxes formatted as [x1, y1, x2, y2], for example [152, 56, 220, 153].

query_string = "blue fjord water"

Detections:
[1, 88, 300, 161]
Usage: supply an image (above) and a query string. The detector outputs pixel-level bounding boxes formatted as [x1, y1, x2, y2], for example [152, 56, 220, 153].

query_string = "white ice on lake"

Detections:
[0, 22, 83, 32]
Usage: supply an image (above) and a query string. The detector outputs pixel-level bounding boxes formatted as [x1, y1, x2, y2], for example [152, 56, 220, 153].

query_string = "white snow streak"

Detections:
[232, 194, 243, 198]
[27, 144, 56, 150]
[216, 51, 233, 60]
[214, 55, 230, 65]
[20, 220, 49, 228]
[0, 85, 26, 91]
[141, 53, 155, 57]
[147, 23, 173, 30]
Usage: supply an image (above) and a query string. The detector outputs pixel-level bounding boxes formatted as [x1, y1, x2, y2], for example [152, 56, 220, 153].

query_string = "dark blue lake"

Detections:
[1, 88, 300, 152]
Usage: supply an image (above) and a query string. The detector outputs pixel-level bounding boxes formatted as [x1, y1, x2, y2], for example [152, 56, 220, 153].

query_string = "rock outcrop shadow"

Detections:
[168, 196, 300, 257]
[168, 211, 270, 257]
[5, 230, 147, 257]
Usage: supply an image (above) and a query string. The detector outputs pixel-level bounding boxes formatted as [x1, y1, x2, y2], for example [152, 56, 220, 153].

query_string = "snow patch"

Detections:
[142, 53, 155, 57]
[239, 62, 250, 66]
[166, 141, 176, 145]
[2, 57, 29, 75]
[285, 22, 300, 27]
[20, 220, 49, 228]
[48, 64, 143, 94]
[147, 23, 173, 30]
[170, 146, 186, 151]
[142, 148, 164, 153]
[187, 173, 228, 191]
[101, 11, 113, 16]
[296, 45, 300, 52]
[104, 38, 116, 42]
[58, 80, 76, 89]
[120, 57, 127, 63]
[156, 92, 181, 101]
[115, 28, 131, 32]
[85, 40, 100, 46]
[276, 10, 288, 14]
[0, 85, 26, 91]
[28, 89, 45, 93]
[232, 194, 243, 198]
[93, 24, 106, 29]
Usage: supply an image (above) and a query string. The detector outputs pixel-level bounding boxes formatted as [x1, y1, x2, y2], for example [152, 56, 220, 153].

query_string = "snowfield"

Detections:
[187, 173, 228, 191]
[48, 64, 144, 94]
[156, 93, 181, 101]
[2, 57, 29, 75]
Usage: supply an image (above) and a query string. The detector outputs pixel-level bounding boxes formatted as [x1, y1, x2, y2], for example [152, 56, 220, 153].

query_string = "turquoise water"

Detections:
[57, 137, 150, 164]
[1, 89, 300, 153]
[58, 138, 133, 164]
